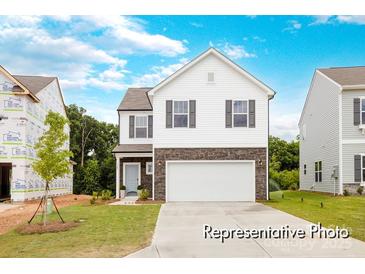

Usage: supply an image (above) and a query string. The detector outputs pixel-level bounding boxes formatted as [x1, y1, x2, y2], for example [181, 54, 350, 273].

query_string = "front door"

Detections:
[125, 164, 139, 195]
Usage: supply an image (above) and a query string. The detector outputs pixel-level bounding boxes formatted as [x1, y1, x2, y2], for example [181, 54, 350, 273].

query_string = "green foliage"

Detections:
[269, 135, 299, 190]
[92, 191, 99, 199]
[343, 189, 350, 196]
[83, 160, 101, 195]
[137, 185, 144, 190]
[66, 104, 118, 194]
[357, 186, 364, 195]
[120, 185, 126, 190]
[90, 197, 96, 205]
[32, 111, 73, 185]
[101, 189, 112, 200]
[139, 189, 150, 200]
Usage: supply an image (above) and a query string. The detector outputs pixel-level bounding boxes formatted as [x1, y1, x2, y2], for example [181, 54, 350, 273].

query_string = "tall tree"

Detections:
[31, 111, 73, 225]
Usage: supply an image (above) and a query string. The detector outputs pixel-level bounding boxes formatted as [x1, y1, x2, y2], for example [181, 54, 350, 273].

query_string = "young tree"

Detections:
[31, 111, 73, 225]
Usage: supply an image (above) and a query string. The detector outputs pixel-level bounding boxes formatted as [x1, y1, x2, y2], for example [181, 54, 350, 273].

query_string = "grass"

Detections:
[0, 203, 161, 258]
[263, 191, 365, 242]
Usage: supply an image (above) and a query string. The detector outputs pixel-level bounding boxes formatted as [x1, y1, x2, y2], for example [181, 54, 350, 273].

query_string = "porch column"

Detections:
[116, 156, 120, 199]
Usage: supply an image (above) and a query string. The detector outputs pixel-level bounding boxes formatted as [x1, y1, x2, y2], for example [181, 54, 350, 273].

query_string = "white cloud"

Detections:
[222, 43, 256, 59]
[311, 15, 365, 26]
[190, 22, 203, 28]
[132, 58, 188, 87]
[80, 15, 187, 57]
[270, 112, 300, 141]
[283, 20, 302, 33]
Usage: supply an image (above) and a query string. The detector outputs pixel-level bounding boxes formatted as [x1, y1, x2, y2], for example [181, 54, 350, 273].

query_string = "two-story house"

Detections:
[299, 67, 365, 195]
[0, 65, 73, 202]
[113, 48, 275, 202]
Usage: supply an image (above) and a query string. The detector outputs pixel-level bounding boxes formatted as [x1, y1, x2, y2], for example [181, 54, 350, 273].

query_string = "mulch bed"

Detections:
[16, 221, 80, 235]
[135, 199, 165, 204]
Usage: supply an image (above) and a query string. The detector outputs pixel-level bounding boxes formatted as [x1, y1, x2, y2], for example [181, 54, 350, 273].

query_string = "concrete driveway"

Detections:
[128, 202, 365, 258]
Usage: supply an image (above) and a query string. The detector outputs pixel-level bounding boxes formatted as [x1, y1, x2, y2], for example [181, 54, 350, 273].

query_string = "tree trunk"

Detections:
[43, 182, 49, 226]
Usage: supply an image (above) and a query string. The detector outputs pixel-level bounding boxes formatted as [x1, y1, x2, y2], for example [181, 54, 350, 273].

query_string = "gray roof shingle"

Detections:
[13, 75, 56, 95]
[112, 144, 153, 153]
[318, 67, 365, 86]
[118, 87, 153, 111]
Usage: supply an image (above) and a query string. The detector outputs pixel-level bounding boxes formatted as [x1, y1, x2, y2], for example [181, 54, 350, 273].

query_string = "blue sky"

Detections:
[1, 15, 365, 140]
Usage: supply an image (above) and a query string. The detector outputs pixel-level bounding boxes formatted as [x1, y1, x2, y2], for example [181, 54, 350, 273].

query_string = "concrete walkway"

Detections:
[128, 202, 365, 258]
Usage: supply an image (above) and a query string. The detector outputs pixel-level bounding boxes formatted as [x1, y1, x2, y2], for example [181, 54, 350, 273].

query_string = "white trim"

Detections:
[343, 84, 365, 90]
[148, 48, 275, 97]
[316, 70, 343, 90]
[115, 156, 120, 199]
[152, 146, 155, 200]
[339, 92, 343, 194]
[123, 162, 141, 191]
[165, 160, 256, 202]
[342, 139, 365, 144]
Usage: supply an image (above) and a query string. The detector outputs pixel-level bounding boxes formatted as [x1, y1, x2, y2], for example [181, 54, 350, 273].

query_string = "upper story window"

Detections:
[135, 116, 148, 138]
[361, 99, 365, 125]
[233, 100, 248, 127]
[173, 100, 188, 128]
[315, 161, 322, 182]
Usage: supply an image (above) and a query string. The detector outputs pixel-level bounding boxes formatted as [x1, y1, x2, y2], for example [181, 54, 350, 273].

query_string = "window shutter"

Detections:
[354, 155, 362, 182]
[166, 100, 172, 128]
[249, 100, 256, 128]
[354, 98, 360, 125]
[129, 116, 135, 138]
[148, 115, 153, 138]
[189, 100, 196, 128]
[225, 100, 232, 128]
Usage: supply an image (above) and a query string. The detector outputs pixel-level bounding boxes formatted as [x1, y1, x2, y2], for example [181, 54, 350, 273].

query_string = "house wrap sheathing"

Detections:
[0, 66, 73, 202]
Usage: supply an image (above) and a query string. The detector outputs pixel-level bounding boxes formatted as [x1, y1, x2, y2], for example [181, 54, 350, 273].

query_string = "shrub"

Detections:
[121, 185, 126, 190]
[357, 186, 364, 195]
[101, 189, 112, 200]
[289, 183, 298, 191]
[137, 185, 144, 190]
[269, 178, 281, 192]
[269, 168, 299, 190]
[90, 197, 96, 205]
[92, 191, 99, 199]
[139, 189, 150, 200]
[343, 189, 350, 196]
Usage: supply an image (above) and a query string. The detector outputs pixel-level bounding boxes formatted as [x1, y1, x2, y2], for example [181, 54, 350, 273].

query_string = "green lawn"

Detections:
[263, 191, 365, 242]
[0, 204, 161, 258]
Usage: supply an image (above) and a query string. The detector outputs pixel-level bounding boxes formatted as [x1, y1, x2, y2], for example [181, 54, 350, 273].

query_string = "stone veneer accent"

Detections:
[154, 148, 267, 200]
[119, 157, 153, 197]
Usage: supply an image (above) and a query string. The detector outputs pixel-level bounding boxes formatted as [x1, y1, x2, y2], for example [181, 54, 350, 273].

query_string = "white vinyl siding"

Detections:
[119, 110, 153, 144]
[299, 72, 341, 193]
[152, 53, 268, 148]
[342, 90, 365, 139]
[342, 143, 365, 184]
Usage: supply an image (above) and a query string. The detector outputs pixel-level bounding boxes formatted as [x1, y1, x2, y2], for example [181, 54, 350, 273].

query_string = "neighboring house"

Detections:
[0, 65, 73, 201]
[113, 48, 275, 202]
[299, 66, 365, 195]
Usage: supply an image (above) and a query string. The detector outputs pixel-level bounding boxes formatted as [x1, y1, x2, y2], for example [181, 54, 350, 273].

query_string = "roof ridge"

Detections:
[319, 66, 365, 70]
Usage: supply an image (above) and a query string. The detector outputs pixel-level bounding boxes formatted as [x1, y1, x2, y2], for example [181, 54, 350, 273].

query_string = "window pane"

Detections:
[174, 114, 188, 127]
[319, 172, 322, 182]
[363, 169, 365, 182]
[362, 99, 365, 111]
[363, 156, 365, 168]
[136, 128, 147, 138]
[233, 114, 247, 127]
[362, 112, 365, 125]
[233, 100, 247, 113]
[136, 116, 147, 127]
[315, 173, 318, 182]
[319, 161, 322, 171]
[174, 101, 188, 114]
[315, 162, 318, 171]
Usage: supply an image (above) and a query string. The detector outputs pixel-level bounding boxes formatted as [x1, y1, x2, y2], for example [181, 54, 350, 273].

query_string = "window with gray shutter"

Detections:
[129, 115, 135, 138]
[354, 155, 361, 182]
[189, 100, 196, 128]
[166, 100, 172, 128]
[148, 115, 153, 138]
[354, 98, 360, 125]
[225, 100, 232, 128]
[249, 100, 255, 128]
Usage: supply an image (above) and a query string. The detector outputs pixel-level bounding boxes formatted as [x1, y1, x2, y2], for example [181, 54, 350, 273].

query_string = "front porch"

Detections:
[112, 144, 153, 199]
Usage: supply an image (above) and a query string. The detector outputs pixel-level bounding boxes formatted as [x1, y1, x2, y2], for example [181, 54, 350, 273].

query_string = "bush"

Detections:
[289, 183, 298, 191]
[269, 168, 299, 190]
[357, 186, 364, 195]
[121, 185, 126, 190]
[269, 178, 281, 192]
[90, 197, 96, 205]
[139, 189, 150, 200]
[343, 189, 350, 196]
[92, 191, 99, 199]
[101, 189, 112, 200]
[137, 185, 144, 190]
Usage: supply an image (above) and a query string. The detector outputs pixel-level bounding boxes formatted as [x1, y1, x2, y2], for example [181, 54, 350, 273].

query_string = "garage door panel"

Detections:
[166, 161, 255, 202]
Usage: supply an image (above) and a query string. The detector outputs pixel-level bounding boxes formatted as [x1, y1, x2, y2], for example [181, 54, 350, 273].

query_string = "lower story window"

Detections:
[146, 162, 153, 175]
[304, 164, 307, 175]
[315, 161, 322, 182]
[362, 156, 365, 182]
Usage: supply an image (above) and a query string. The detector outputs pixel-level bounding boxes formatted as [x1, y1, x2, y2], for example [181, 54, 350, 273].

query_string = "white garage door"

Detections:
[166, 161, 255, 202]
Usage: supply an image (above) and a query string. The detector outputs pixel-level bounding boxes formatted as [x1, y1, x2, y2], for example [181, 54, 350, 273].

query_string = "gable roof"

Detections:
[318, 67, 365, 87]
[118, 87, 153, 111]
[13, 75, 56, 95]
[148, 47, 276, 98]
